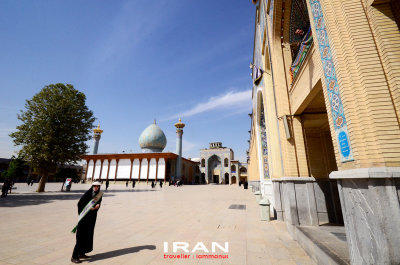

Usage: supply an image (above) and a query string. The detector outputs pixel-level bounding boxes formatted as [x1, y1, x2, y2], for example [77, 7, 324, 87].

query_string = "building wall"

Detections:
[249, 0, 399, 218]
[307, 0, 400, 168]
[181, 159, 199, 184]
[248, 120, 260, 183]
[250, 0, 400, 198]
[251, 0, 400, 262]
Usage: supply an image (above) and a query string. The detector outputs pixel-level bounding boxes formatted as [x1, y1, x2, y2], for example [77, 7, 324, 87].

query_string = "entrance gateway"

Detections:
[199, 142, 247, 185]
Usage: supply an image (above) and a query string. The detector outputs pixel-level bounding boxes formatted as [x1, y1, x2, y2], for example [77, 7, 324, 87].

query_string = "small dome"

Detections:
[138, 122, 167, 153]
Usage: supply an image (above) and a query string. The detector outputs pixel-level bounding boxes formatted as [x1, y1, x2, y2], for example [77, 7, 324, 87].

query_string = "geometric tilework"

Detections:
[309, 0, 354, 162]
[259, 98, 270, 179]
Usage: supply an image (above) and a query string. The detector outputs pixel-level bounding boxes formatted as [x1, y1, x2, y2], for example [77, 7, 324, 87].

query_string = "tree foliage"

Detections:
[10, 84, 95, 192]
[1, 155, 26, 181]
[55, 167, 80, 183]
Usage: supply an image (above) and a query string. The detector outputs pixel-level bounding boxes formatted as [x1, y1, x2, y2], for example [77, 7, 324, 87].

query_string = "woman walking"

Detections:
[71, 182, 103, 263]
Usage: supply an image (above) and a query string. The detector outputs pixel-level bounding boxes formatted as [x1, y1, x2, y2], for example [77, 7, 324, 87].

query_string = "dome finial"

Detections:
[174, 117, 185, 129]
[93, 122, 103, 134]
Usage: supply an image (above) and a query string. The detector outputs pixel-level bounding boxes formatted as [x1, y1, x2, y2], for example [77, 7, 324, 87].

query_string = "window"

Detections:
[201, 159, 205, 167]
[224, 158, 229, 167]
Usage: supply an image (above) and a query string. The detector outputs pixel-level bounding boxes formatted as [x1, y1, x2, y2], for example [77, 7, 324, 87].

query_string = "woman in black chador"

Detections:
[71, 182, 102, 264]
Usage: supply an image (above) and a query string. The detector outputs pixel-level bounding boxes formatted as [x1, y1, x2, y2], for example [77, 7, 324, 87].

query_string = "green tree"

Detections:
[10, 84, 95, 192]
[2, 155, 26, 181]
[55, 167, 80, 182]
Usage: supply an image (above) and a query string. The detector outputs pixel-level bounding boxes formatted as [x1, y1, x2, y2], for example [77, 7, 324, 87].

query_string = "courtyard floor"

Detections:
[0, 183, 314, 265]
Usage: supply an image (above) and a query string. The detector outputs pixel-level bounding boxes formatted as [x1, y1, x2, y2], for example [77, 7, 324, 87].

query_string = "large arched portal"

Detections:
[207, 155, 221, 184]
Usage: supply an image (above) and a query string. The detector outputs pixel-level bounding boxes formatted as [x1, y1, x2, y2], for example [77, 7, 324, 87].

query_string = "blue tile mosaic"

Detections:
[309, 0, 353, 162]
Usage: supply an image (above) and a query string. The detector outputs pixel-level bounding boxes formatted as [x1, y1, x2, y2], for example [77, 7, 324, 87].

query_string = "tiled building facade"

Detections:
[247, 0, 400, 263]
[200, 142, 248, 184]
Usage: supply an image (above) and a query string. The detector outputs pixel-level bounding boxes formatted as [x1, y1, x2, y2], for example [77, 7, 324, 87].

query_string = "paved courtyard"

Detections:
[0, 183, 314, 265]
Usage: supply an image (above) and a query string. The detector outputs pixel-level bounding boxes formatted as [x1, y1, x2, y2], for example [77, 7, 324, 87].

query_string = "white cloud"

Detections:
[165, 89, 252, 120]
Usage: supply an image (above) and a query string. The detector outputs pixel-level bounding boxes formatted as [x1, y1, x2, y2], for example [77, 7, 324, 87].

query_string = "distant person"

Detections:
[66, 181, 72, 192]
[30, 179, 34, 186]
[27, 178, 31, 186]
[126, 180, 128, 188]
[71, 181, 103, 264]
[159, 180, 163, 188]
[65, 179, 72, 192]
[105, 180, 109, 191]
[294, 28, 305, 37]
[151, 181, 155, 189]
[9, 180, 14, 194]
[244, 181, 248, 189]
[177, 180, 183, 187]
[132, 180, 136, 188]
[1, 179, 10, 198]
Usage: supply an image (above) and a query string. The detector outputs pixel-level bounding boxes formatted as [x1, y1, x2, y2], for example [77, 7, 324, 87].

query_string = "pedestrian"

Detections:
[151, 181, 155, 188]
[30, 179, 34, 186]
[27, 178, 30, 186]
[71, 181, 103, 264]
[126, 180, 128, 188]
[132, 179, 136, 188]
[8, 179, 14, 194]
[159, 180, 163, 188]
[1, 179, 10, 198]
[105, 180, 109, 191]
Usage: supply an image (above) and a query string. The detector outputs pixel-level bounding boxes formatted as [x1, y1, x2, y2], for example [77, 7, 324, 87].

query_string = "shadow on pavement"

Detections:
[88, 245, 156, 262]
[0, 189, 158, 207]
[0, 192, 115, 208]
[103, 189, 160, 193]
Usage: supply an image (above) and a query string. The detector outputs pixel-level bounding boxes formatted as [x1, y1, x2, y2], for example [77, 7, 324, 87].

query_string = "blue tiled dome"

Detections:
[138, 122, 167, 153]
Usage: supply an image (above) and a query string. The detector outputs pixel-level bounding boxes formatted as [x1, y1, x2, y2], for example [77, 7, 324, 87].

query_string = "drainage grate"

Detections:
[228, 204, 246, 210]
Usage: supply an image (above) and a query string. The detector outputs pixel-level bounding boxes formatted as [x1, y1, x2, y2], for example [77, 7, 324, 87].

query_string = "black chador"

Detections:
[71, 186, 102, 262]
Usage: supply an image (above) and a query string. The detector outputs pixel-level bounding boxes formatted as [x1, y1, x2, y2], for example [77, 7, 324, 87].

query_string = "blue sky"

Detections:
[0, 0, 255, 162]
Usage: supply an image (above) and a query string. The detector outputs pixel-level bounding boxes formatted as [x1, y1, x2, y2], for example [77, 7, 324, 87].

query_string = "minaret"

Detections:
[174, 118, 185, 180]
[93, 123, 103, 154]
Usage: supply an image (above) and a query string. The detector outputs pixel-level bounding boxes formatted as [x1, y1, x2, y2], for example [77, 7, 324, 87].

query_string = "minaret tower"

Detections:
[93, 123, 103, 154]
[174, 118, 185, 180]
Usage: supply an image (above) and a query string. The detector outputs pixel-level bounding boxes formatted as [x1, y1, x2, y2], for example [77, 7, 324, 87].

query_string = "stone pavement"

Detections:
[0, 183, 315, 265]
